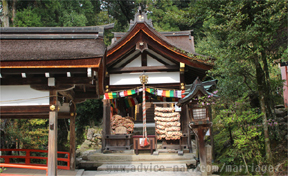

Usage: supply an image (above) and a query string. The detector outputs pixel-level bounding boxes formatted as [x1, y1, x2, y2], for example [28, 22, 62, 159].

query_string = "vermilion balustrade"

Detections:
[0, 149, 70, 170]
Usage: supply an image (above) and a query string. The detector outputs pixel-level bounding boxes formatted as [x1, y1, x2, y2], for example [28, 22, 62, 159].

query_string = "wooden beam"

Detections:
[0, 105, 50, 115]
[0, 57, 102, 69]
[0, 77, 94, 85]
[109, 48, 135, 68]
[141, 50, 147, 66]
[1, 68, 88, 75]
[74, 91, 98, 100]
[48, 90, 58, 176]
[0, 113, 73, 119]
[58, 90, 75, 101]
[97, 56, 105, 95]
[145, 36, 213, 70]
[108, 65, 179, 73]
[70, 115, 76, 170]
[31, 84, 74, 91]
[109, 83, 180, 91]
[107, 32, 141, 65]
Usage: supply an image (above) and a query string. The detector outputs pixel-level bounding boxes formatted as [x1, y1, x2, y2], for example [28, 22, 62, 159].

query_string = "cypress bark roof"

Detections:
[0, 39, 105, 61]
[0, 25, 113, 61]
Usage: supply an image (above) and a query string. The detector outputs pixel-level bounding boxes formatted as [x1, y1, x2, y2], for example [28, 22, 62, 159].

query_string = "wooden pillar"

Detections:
[209, 107, 214, 161]
[206, 145, 212, 175]
[141, 50, 147, 66]
[102, 99, 111, 152]
[198, 126, 207, 176]
[48, 89, 58, 176]
[186, 105, 192, 152]
[69, 115, 76, 170]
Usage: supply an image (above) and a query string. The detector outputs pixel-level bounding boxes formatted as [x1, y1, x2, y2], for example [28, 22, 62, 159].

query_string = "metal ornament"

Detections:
[50, 105, 56, 111]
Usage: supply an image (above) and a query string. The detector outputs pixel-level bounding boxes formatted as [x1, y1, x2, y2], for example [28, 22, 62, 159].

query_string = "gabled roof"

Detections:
[107, 9, 212, 70]
[0, 24, 113, 62]
[177, 77, 217, 106]
[112, 30, 195, 53]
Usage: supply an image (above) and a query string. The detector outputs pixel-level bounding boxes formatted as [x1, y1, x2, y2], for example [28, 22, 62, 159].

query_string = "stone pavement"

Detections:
[0, 168, 202, 176]
[0, 168, 81, 176]
[82, 170, 201, 176]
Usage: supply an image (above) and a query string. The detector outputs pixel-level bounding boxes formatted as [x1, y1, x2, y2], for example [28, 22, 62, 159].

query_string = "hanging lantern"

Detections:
[188, 103, 210, 123]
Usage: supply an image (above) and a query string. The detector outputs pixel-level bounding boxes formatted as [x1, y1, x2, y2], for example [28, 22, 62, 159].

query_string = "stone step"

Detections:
[79, 159, 196, 169]
[97, 163, 187, 172]
[86, 153, 195, 162]
[82, 170, 202, 176]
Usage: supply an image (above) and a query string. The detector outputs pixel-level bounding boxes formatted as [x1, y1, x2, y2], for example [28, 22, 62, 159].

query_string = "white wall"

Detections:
[0, 85, 49, 106]
[147, 55, 164, 66]
[125, 56, 142, 67]
[109, 72, 180, 85]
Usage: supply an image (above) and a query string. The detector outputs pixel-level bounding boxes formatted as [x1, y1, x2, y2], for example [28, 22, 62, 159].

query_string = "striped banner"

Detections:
[104, 87, 185, 99]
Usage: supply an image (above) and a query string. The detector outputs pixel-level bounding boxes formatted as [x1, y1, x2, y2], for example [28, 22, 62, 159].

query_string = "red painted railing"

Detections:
[0, 149, 70, 170]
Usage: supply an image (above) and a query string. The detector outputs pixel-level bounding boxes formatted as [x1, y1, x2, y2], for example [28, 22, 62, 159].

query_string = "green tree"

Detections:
[145, 0, 192, 31]
[76, 99, 103, 143]
[101, 0, 138, 31]
[213, 98, 266, 175]
[187, 1, 287, 174]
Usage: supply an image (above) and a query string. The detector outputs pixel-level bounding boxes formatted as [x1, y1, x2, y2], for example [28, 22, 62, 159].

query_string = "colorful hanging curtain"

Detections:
[104, 87, 185, 99]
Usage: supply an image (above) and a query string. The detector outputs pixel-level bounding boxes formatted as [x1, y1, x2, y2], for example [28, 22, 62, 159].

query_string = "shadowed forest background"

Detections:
[0, 0, 287, 175]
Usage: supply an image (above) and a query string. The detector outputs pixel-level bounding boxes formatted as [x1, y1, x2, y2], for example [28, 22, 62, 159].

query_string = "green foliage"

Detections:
[101, 0, 138, 31]
[0, 167, 6, 173]
[3, 119, 49, 149]
[13, 0, 103, 27]
[76, 99, 103, 144]
[213, 98, 268, 174]
[183, 0, 287, 173]
[146, 0, 192, 31]
[14, 7, 43, 27]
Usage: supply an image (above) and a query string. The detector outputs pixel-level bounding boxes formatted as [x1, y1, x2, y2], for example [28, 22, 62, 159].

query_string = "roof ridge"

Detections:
[0, 24, 114, 38]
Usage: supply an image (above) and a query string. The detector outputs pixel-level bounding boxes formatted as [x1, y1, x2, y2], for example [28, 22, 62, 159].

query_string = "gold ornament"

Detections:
[50, 105, 56, 111]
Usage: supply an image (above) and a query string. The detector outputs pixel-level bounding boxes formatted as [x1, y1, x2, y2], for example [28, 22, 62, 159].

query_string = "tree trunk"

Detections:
[11, 0, 17, 27]
[2, 0, 9, 27]
[254, 57, 274, 175]
[228, 125, 234, 145]
[261, 54, 275, 118]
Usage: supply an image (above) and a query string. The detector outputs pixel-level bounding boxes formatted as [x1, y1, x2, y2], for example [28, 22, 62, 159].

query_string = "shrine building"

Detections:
[0, 8, 216, 176]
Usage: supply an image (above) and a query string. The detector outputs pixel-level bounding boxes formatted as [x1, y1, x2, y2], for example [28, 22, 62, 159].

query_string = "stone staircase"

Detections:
[78, 150, 197, 171]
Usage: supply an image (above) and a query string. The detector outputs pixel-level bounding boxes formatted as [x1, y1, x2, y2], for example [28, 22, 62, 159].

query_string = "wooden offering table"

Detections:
[105, 134, 133, 151]
[133, 135, 156, 155]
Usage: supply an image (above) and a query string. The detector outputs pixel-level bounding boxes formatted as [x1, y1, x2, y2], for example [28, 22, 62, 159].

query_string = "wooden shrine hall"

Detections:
[0, 25, 113, 175]
[0, 7, 216, 176]
[102, 8, 214, 154]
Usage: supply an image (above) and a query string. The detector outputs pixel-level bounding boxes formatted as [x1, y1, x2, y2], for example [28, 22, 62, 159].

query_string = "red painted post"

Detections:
[281, 65, 288, 107]
[5, 157, 9, 163]
[26, 150, 30, 164]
